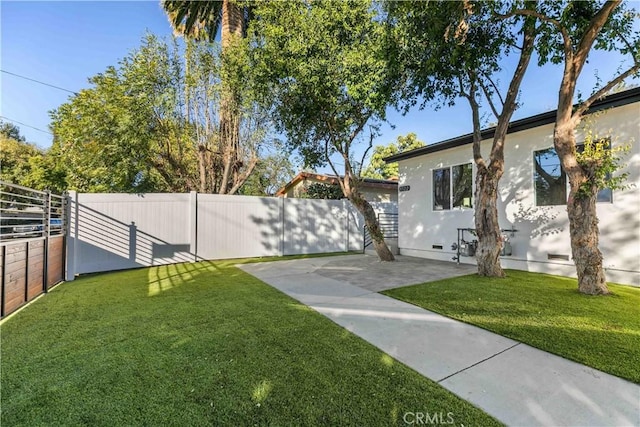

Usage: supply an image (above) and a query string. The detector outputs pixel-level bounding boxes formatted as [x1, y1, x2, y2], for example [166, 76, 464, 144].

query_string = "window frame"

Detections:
[532, 141, 613, 207]
[533, 146, 567, 207]
[431, 162, 474, 212]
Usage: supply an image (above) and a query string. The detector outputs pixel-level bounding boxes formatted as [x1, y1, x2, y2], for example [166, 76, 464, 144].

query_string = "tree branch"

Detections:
[573, 64, 640, 118]
[459, 73, 486, 170]
[575, 1, 622, 63]
[357, 128, 375, 178]
[486, 72, 506, 106]
[501, 8, 573, 59]
[227, 154, 258, 195]
[478, 79, 501, 119]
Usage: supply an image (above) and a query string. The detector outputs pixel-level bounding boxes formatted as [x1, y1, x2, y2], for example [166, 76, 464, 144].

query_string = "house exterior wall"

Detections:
[360, 187, 397, 203]
[397, 102, 640, 286]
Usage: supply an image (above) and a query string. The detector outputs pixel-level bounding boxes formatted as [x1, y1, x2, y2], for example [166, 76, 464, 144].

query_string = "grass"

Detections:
[1, 259, 500, 426]
[382, 269, 640, 384]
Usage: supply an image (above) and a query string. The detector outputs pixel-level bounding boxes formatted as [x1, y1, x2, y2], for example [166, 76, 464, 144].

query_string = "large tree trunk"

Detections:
[336, 161, 395, 262]
[349, 190, 395, 261]
[554, 125, 610, 295]
[218, 0, 244, 194]
[474, 165, 505, 277]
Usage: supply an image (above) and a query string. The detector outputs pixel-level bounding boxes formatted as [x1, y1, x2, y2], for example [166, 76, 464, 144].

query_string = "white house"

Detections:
[385, 88, 640, 286]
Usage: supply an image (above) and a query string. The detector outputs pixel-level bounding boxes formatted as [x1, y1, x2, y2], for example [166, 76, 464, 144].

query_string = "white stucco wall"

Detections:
[398, 102, 640, 286]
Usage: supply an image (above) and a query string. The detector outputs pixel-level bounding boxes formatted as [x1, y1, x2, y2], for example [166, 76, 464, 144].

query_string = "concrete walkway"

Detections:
[239, 254, 640, 427]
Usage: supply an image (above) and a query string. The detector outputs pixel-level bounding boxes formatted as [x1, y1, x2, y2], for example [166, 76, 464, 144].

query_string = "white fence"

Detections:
[65, 192, 397, 279]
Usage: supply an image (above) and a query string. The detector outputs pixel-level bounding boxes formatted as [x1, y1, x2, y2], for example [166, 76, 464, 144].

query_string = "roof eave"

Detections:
[384, 87, 640, 164]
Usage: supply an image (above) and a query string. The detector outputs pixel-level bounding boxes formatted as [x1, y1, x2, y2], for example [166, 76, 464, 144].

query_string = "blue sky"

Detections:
[1, 1, 638, 171]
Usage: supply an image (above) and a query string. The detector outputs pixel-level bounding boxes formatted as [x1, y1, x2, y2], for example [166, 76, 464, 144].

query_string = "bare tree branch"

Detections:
[573, 64, 640, 118]
[483, 72, 506, 107]
[357, 127, 375, 178]
[478, 79, 501, 119]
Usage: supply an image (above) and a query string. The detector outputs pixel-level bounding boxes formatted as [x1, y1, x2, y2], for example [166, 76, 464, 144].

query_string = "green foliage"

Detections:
[1, 260, 500, 425]
[50, 34, 194, 192]
[248, 0, 395, 170]
[386, 1, 514, 112]
[0, 120, 26, 142]
[302, 183, 344, 200]
[238, 150, 295, 196]
[384, 269, 640, 384]
[49, 34, 268, 194]
[575, 127, 631, 200]
[162, 1, 223, 42]
[0, 135, 43, 187]
[0, 120, 67, 191]
[362, 133, 424, 179]
[533, 1, 639, 67]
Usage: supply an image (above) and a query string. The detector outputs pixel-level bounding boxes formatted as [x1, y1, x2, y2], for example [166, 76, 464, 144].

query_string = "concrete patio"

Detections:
[239, 254, 640, 427]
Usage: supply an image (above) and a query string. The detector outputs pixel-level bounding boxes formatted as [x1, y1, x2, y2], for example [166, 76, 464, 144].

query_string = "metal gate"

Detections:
[0, 181, 67, 319]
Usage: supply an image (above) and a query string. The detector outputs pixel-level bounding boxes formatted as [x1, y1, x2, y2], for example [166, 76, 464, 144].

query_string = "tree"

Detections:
[239, 149, 295, 196]
[0, 133, 43, 186]
[248, 0, 396, 261]
[302, 183, 344, 200]
[0, 120, 26, 142]
[50, 34, 264, 193]
[389, 1, 538, 276]
[362, 133, 424, 179]
[162, 0, 248, 194]
[507, 0, 640, 294]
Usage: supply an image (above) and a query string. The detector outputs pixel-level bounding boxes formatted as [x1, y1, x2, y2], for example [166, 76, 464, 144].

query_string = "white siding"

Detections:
[397, 102, 640, 286]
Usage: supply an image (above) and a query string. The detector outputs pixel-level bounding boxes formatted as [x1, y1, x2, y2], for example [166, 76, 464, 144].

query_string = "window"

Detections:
[452, 163, 473, 208]
[534, 145, 612, 206]
[433, 163, 472, 210]
[534, 148, 566, 206]
[433, 168, 450, 210]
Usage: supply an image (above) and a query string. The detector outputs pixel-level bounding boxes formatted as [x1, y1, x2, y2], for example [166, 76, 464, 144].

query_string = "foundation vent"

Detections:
[432, 245, 443, 250]
[547, 253, 570, 261]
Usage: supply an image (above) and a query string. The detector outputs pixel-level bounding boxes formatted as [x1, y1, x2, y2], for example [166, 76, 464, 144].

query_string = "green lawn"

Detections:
[383, 270, 640, 384]
[1, 259, 500, 426]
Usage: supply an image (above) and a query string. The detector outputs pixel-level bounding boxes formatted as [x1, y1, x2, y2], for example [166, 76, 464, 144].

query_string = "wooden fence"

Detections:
[0, 181, 66, 319]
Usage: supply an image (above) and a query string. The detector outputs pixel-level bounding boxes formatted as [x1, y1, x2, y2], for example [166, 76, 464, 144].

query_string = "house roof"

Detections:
[275, 172, 398, 196]
[384, 87, 640, 164]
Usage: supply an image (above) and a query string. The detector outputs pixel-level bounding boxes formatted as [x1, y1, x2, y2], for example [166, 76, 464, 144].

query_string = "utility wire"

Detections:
[0, 116, 53, 135]
[1, 69, 78, 95]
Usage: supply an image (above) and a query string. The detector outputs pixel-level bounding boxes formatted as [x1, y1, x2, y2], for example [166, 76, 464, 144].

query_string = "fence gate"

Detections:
[0, 181, 67, 319]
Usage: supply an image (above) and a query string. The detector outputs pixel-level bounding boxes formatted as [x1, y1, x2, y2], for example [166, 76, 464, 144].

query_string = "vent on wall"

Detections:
[432, 245, 443, 250]
[547, 253, 570, 261]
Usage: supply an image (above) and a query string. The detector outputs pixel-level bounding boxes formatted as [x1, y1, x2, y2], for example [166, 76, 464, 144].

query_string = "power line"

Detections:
[1, 69, 78, 95]
[0, 116, 53, 135]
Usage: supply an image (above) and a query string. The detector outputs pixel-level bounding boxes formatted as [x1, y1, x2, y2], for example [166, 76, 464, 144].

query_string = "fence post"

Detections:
[189, 191, 198, 262]
[65, 191, 78, 282]
[61, 191, 68, 283]
[43, 190, 51, 293]
[1, 245, 6, 318]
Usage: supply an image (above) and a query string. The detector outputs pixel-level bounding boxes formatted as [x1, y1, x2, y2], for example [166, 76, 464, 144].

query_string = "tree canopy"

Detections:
[49, 34, 268, 193]
[362, 133, 425, 180]
[247, 0, 397, 260]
